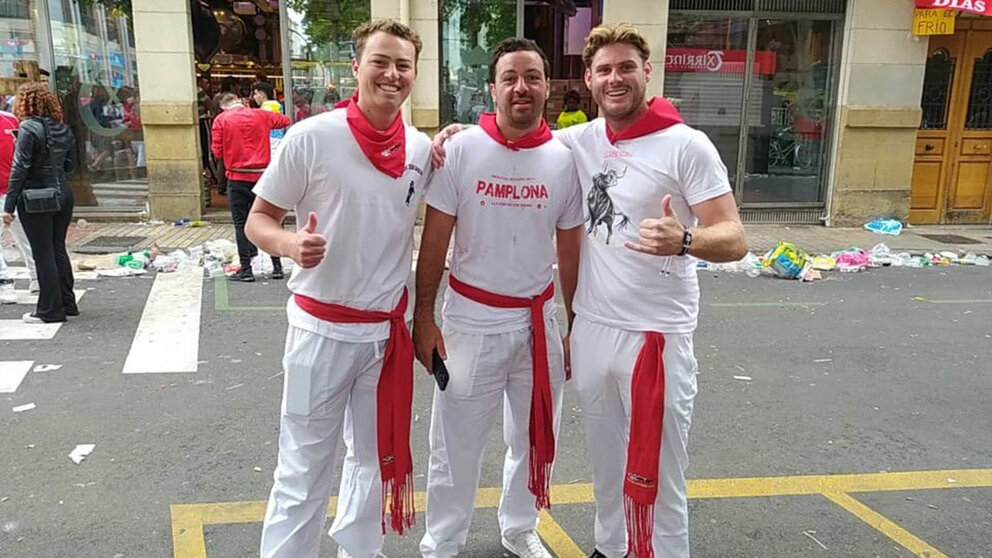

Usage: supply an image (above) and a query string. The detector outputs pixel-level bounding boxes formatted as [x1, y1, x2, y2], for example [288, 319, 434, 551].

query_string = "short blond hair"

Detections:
[582, 23, 650, 68]
[353, 19, 423, 63]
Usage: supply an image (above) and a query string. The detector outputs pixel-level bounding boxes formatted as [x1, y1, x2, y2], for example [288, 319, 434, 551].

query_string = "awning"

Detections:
[916, 0, 992, 16]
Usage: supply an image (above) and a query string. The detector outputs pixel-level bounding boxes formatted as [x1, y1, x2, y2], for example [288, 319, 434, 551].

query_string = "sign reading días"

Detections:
[916, 0, 991, 16]
[913, 8, 957, 35]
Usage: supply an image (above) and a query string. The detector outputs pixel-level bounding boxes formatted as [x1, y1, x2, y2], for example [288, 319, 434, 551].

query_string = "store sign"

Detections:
[913, 9, 957, 35]
[665, 49, 777, 76]
[915, 0, 992, 16]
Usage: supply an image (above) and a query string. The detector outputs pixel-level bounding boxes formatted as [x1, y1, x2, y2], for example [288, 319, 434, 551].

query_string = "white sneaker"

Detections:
[22, 312, 43, 324]
[0, 283, 16, 304]
[28, 280, 40, 294]
[501, 530, 552, 558]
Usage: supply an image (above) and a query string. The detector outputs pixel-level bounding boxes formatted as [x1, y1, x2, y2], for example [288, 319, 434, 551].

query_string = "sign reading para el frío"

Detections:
[913, 8, 957, 35]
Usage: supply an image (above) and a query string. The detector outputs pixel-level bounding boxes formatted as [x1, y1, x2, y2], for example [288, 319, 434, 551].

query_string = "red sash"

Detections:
[292, 290, 416, 534]
[447, 275, 557, 509]
[624, 332, 667, 558]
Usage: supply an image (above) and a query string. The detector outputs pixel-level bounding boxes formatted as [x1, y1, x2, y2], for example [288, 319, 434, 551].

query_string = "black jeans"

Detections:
[19, 190, 76, 322]
[227, 180, 280, 271]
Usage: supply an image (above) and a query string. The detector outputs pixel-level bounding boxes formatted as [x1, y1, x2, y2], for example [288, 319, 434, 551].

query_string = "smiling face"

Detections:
[489, 50, 550, 131]
[351, 31, 417, 116]
[585, 42, 652, 124]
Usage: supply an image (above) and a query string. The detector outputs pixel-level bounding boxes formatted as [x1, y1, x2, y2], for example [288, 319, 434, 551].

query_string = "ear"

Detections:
[351, 57, 359, 79]
[489, 82, 497, 107]
[644, 59, 653, 83]
[584, 67, 592, 90]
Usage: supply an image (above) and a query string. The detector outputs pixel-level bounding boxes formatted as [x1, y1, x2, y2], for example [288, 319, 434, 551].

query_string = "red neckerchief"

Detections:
[478, 112, 552, 150]
[624, 332, 667, 558]
[341, 94, 406, 178]
[293, 290, 416, 534]
[605, 96, 683, 144]
[448, 275, 557, 509]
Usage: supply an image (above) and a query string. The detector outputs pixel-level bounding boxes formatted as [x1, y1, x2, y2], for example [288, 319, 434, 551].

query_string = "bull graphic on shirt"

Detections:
[405, 180, 415, 206]
[586, 165, 629, 244]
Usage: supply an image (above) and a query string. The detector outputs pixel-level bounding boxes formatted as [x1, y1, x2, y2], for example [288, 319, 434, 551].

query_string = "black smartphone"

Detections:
[432, 348, 449, 391]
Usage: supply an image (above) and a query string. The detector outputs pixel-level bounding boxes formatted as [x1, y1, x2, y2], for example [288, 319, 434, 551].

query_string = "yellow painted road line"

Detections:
[913, 296, 992, 304]
[823, 491, 949, 558]
[173, 469, 992, 558]
[538, 510, 586, 558]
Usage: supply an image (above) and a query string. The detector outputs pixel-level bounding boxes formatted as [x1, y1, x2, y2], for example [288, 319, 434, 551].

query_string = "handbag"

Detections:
[20, 118, 62, 214]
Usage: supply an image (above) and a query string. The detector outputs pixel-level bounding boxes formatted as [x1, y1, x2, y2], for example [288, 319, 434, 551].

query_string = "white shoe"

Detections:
[28, 280, 40, 294]
[337, 547, 385, 558]
[0, 283, 16, 304]
[22, 312, 43, 324]
[501, 530, 552, 558]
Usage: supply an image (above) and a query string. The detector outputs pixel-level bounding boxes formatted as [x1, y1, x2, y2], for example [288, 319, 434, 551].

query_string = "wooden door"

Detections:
[912, 23, 992, 224]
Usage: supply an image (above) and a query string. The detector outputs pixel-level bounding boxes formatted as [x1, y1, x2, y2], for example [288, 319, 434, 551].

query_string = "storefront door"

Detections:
[912, 21, 992, 224]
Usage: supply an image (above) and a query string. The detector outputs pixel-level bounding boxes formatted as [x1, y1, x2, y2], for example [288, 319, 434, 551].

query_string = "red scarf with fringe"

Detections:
[625, 332, 667, 558]
[606, 96, 683, 145]
[338, 94, 406, 178]
[478, 112, 553, 150]
[448, 275, 557, 509]
[292, 289, 416, 534]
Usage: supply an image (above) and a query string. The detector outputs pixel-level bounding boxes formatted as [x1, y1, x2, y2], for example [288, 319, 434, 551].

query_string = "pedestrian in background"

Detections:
[0, 108, 39, 302]
[3, 82, 77, 324]
[211, 92, 289, 282]
[555, 89, 588, 129]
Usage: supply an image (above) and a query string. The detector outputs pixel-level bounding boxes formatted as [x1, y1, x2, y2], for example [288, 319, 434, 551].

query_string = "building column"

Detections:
[371, 0, 439, 131]
[132, 0, 201, 220]
[826, 0, 927, 226]
[602, 0, 669, 95]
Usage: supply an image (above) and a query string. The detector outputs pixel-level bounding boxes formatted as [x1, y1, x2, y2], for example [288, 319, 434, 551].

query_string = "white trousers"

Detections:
[260, 326, 389, 558]
[0, 194, 37, 281]
[571, 316, 698, 558]
[420, 321, 566, 558]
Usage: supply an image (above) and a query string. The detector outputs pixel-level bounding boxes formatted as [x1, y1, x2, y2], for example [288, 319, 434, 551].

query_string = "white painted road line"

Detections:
[0, 360, 34, 393]
[15, 289, 87, 306]
[122, 267, 203, 374]
[0, 320, 62, 340]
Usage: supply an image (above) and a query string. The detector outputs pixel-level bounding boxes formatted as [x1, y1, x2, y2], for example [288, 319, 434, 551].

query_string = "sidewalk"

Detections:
[66, 220, 992, 258]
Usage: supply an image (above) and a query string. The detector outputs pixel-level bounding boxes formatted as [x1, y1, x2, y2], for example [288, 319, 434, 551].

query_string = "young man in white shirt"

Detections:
[414, 38, 584, 558]
[554, 24, 748, 558]
[245, 20, 433, 558]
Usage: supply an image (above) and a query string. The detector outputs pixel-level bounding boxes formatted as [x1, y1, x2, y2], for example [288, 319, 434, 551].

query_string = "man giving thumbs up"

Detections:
[245, 19, 433, 558]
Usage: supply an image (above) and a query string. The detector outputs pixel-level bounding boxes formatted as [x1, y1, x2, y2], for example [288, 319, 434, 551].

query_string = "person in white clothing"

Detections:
[430, 23, 748, 558]
[245, 20, 433, 558]
[414, 38, 584, 558]
[556, 24, 747, 558]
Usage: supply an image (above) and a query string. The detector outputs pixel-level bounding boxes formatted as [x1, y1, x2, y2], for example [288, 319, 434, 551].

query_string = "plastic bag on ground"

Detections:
[864, 218, 903, 236]
[763, 242, 809, 280]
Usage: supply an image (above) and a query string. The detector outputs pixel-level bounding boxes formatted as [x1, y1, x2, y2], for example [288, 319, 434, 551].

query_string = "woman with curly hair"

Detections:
[3, 82, 77, 323]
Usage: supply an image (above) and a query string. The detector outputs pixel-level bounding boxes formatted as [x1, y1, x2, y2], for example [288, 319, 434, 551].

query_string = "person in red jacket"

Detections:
[211, 92, 290, 281]
[0, 109, 39, 299]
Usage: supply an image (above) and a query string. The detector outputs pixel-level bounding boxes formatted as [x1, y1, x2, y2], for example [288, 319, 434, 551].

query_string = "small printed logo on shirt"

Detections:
[604, 148, 632, 159]
[405, 180, 416, 206]
[404, 163, 424, 176]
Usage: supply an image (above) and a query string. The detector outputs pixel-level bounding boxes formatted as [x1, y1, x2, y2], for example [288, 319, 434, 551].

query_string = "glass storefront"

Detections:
[665, 6, 842, 207]
[0, 0, 144, 209]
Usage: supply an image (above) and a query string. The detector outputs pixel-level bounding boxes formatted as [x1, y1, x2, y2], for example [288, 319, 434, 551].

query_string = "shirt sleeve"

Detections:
[422, 140, 459, 217]
[253, 131, 309, 210]
[680, 131, 733, 206]
[210, 116, 223, 159]
[556, 159, 585, 229]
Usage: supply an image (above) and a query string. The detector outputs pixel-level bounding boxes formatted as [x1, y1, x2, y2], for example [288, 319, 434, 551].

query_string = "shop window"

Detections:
[49, 0, 145, 208]
[921, 49, 955, 131]
[286, 0, 370, 122]
[965, 49, 992, 130]
[439, 0, 516, 125]
[0, 0, 39, 107]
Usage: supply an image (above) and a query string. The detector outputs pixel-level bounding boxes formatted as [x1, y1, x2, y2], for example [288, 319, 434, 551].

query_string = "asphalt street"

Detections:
[1, 265, 990, 558]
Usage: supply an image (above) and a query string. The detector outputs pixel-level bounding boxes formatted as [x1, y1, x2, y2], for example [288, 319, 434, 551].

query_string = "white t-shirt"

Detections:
[254, 109, 432, 342]
[425, 126, 584, 334]
[556, 120, 732, 333]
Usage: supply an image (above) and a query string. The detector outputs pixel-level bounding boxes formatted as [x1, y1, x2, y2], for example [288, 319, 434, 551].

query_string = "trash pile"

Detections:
[700, 241, 991, 282]
[89, 239, 289, 279]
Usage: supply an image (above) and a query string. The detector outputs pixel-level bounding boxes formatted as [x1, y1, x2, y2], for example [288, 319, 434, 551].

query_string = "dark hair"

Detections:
[489, 37, 550, 84]
[221, 77, 236, 93]
[253, 82, 275, 101]
[564, 89, 581, 105]
[353, 19, 423, 63]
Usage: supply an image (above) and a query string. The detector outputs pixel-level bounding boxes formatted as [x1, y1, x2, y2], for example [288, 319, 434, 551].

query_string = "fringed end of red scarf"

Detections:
[380, 471, 416, 535]
[527, 448, 553, 510]
[624, 493, 655, 558]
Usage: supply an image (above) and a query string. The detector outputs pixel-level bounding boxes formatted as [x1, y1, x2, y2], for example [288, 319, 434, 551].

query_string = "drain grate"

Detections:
[917, 233, 983, 245]
[76, 235, 147, 254]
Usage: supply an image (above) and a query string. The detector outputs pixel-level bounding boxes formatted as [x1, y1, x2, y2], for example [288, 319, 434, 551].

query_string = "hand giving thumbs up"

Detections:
[624, 194, 687, 257]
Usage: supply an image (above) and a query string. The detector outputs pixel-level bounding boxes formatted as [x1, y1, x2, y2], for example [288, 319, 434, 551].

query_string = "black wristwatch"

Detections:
[677, 228, 693, 256]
